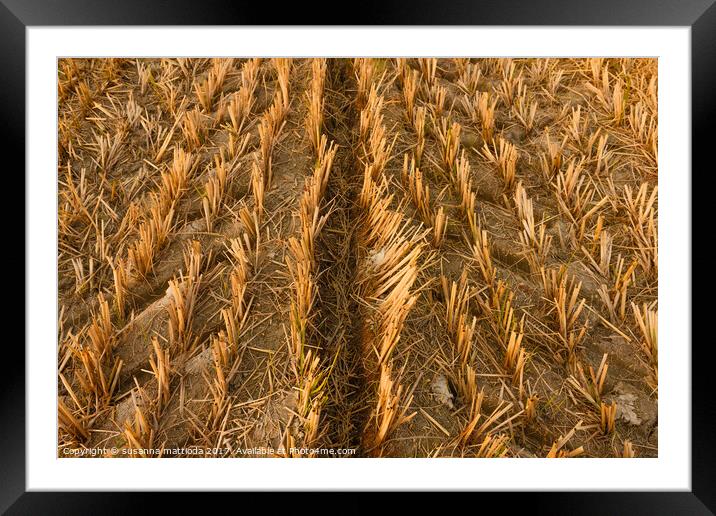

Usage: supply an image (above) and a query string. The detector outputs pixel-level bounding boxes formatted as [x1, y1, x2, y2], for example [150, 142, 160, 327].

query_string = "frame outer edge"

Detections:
[0, 0, 27, 513]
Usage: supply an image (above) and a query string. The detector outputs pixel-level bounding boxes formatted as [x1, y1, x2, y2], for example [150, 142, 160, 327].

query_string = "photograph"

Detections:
[56, 57, 659, 459]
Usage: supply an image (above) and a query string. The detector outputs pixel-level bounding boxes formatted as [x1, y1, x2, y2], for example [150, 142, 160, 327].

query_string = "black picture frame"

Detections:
[6, 0, 712, 513]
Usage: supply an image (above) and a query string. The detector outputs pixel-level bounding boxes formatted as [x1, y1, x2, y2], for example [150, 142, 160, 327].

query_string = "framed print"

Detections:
[7, 0, 713, 512]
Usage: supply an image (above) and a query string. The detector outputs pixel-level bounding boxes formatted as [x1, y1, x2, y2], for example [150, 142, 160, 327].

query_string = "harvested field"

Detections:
[57, 57, 658, 458]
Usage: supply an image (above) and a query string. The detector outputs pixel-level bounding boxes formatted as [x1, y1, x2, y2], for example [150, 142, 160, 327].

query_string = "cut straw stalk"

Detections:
[633, 302, 658, 364]
[512, 91, 538, 134]
[503, 329, 526, 389]
[354, 58, 376, 110]
[457, 61, 481, 95]
[515, 182, 552, 271]
[441, 272, 475, 366]
[109, 257, 128, 320]
[305, 58, 327, 155]
[285, 136, 336, 369]
[295, 349, 330, 448]
[471, 225, 496, 287]
[69, 335, 122, 413]
[482, 137, 518, 191]
[58, 398, 90, 442]
[600, 401, 617, 434]
[226, 236, 252, 325]
[370, 363, 416, 454]
[202, 154, 228, 232]
[123, 389, 156, 454]
[193, 58, 232, 112]
[402, 154, 433, 227]
[539, 129, 566, 182]
[167, 243, 202, 354]
[597, 257, 637, 323]
[436, 119, 461, 175]
[567, 354, 609, 408]
[456, 364, 514, 446]
[623, 183, 658, 278]
[149, 336, 171, 413]
[546, 422, 584, 458]
[432, 207, 448, 248]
